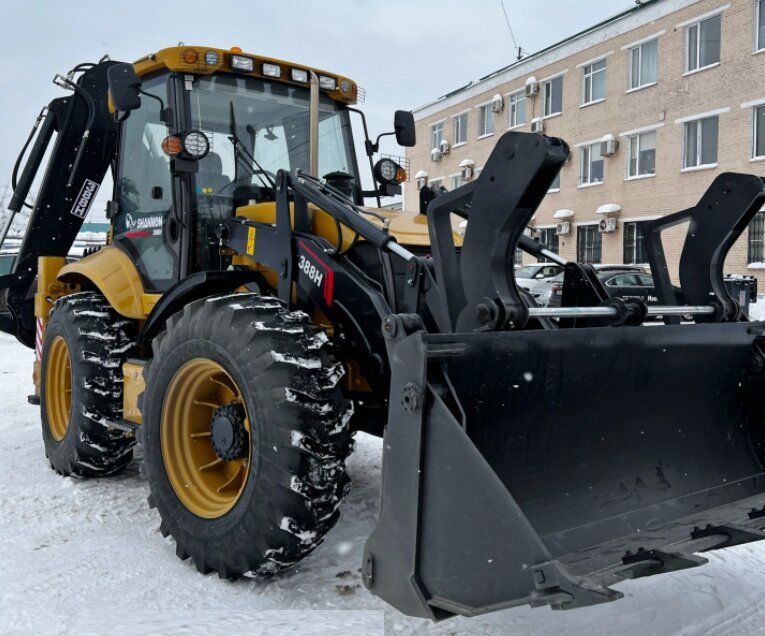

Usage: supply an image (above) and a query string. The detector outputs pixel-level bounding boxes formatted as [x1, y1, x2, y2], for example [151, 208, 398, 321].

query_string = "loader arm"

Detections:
[0, 60, 119, 347]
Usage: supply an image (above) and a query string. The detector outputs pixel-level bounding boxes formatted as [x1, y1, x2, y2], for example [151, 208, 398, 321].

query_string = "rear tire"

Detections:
[140, 293, 354, 578]
[41, 292, 137, 476]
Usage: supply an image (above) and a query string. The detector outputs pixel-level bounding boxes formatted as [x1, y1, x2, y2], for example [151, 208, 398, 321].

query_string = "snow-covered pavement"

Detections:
[3, 327, 765, 636]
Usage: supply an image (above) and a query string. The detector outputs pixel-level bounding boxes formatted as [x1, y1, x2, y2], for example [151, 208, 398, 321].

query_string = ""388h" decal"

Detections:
[298, 240, 334, 306]
[298, 254, 324, 287]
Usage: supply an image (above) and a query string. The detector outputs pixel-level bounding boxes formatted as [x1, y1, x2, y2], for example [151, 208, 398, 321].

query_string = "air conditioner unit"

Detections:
[525, 76, 539, 97]
[556, 221, 571, 236]
[531, 117, 544, 133]
[459, 158, 475, 180]
[599, 217, 618, 233]
[430, 148, 442, 162]
[600, 134, 618, 157]
[439, 139, 450, 155]
[490, 93, 504, 113]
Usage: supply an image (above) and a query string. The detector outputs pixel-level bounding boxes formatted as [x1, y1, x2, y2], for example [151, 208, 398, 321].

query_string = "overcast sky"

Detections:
[0, 0, 635, 214]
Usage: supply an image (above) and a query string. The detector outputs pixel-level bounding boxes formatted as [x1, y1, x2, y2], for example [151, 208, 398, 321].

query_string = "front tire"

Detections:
[40, 292, 137, 476]
[140, 293, 354, 578]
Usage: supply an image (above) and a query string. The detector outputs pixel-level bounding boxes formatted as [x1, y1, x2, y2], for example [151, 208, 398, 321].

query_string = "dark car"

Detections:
[547, 266, 678, 307]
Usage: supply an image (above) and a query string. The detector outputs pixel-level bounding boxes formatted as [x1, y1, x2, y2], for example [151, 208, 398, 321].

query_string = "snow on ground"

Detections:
[3, 330, 765, 635]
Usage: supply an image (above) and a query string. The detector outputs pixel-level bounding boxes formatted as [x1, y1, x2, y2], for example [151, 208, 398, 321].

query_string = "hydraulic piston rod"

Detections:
[528, 305, 716, 319]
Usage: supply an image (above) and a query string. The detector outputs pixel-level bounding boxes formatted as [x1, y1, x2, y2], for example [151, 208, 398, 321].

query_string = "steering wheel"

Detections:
[217, 170, 277, 196]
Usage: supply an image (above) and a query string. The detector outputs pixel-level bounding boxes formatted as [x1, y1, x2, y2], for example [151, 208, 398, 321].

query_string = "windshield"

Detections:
[515, 266, 540, 279]
[187, 74, 360, 270]
[190, 74, 359, 194]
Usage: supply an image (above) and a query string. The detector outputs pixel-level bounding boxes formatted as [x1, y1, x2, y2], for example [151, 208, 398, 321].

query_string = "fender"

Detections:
[138, 269, 263, 345]
[58, 245, 155, 319]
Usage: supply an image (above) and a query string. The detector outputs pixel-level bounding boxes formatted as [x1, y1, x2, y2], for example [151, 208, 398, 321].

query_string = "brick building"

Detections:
[405, 0, 765, 276]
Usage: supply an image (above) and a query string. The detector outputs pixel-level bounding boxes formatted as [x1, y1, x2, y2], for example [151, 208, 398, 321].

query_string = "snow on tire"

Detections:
[40, 292, 137, 476]
[139, 293, 354, 579]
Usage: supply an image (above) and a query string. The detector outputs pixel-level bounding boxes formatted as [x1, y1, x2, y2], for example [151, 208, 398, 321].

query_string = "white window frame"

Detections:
[683, 11, 723, 75]
[430, 121, 444, 151]
[581, 58, 607, 106]
[548, 171, 561, 192]
[542, 74, 564, 118]
[451, 173, 463, 189]
[507, 90, 526, 129]
[754, 104, 765, 160]
[626, 38, 659, 92]
[757, 0, 765, 52]
[452, 111, 468, 147]
[579, 142, 604, 187]
[477, 103, 495, 138]
[626, 130, 657, 179]
[681, 115, 720, 170]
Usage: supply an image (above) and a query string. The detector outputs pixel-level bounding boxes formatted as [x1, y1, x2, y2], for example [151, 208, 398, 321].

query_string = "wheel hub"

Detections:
[210, 404, 248, 461]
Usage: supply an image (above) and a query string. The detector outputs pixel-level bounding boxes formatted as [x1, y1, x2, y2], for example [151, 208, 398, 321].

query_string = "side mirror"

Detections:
[394, 110, 416, 147]
[107, 63, 142, 113]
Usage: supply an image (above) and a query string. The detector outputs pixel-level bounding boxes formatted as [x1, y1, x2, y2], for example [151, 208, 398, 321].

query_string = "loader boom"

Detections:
[0, 61, 118, 346]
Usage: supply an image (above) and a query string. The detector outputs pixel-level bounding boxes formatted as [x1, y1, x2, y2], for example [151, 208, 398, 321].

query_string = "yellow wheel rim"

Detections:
[161, 358, 252, 519]
[45, 335, 73, 441]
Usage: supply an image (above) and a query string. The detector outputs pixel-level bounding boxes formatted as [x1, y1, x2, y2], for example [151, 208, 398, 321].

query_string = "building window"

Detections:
[508, 91, 526, 128]
[754, 105, 765, 159]
[750, 211, 765, 264]
[627, 131, 656, 178]
[685, 13, 721, 73]
[537, 228, 560, 262]
[580, 143, 604, 185]
[430, 178, 443, 192]
[478, 104, 494, 137]
[582, 59, 607, 104]
[683, 116, 719, 168]
[430, 122, 443, 151]
[514, 247, 523, 266]
[623, 221, 648, 264]
[629, 38, 658, 89]
[577, 225, 602, 264]
[453, 113, 467, 145]
[452, 175, 463, 189]
[543, 76, 564, 117]
[758, 0, 765, 51]
[549, 172, 561, 191]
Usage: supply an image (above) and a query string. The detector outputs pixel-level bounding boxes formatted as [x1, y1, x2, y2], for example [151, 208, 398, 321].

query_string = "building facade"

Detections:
[405, 0, 765, 276]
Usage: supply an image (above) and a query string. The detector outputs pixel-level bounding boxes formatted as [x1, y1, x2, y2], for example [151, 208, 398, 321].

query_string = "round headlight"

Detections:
[204, 51, 220, 66]
[373, 158, 405, 185]
[182, 131, 210, 159]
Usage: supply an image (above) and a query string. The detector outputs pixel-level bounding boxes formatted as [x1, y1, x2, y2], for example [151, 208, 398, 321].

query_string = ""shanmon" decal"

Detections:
[70, 179, 100, 219]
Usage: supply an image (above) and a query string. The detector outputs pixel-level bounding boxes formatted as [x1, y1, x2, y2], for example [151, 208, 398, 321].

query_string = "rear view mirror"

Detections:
[107, 63, 142, 113]
[394, 110, 416, 147]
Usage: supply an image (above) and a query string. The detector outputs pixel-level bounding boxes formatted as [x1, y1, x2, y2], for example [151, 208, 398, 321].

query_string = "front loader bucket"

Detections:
[364, 321, 765, 619]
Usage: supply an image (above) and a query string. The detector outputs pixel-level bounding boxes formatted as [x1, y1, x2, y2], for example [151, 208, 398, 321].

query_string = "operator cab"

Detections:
[108, 47, 367, 292]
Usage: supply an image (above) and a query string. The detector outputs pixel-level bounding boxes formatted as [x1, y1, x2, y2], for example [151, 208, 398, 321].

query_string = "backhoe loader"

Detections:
[3, 45, 765, 621]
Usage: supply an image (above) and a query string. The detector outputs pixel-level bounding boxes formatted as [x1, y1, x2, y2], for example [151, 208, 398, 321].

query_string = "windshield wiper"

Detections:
[228, 101, 277, 195]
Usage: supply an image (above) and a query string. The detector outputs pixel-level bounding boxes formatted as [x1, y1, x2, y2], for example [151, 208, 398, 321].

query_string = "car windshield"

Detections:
[515, 266, 540, 278]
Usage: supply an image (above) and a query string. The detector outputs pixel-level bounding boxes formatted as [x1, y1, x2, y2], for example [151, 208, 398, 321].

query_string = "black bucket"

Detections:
[365, 322, 765, 619]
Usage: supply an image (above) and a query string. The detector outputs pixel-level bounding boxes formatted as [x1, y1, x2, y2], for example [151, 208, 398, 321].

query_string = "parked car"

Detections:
[515, 263, 564, 293]
[547, 266, 676, 308]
